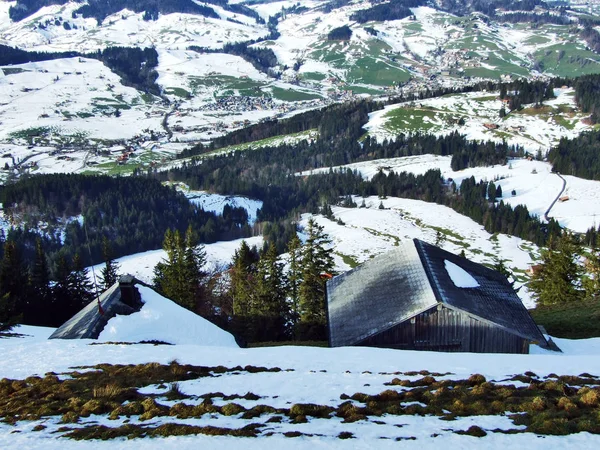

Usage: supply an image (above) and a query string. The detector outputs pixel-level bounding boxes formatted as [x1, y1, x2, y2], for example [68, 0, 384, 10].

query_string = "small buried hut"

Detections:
[49, 275, 144, 340]
[327, 239, 549, 354]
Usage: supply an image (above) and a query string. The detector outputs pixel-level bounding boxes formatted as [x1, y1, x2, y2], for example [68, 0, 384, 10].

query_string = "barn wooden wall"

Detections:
[358, 306, 529, 354]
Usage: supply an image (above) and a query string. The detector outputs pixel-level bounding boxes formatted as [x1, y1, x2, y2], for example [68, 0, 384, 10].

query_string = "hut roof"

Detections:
[327, 239, 547, 348]
[49, 275, 145, 340]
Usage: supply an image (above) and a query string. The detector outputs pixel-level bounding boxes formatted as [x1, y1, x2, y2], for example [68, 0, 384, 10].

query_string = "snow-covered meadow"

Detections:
[364, 89, 590, 153]
[301, 154, 600, 234]
[1, 322, 600, 449]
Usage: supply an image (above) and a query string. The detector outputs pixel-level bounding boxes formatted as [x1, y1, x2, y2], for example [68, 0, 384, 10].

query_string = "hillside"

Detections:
[2, 0, 600, 178]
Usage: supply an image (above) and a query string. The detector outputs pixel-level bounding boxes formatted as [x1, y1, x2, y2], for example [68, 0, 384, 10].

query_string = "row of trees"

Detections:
[0, 236, 119, 331]
[0, 174, 252, 270]
[150, 219, 334, 343]
[9, 0, 221, 23]
[574, 74, 600, 124]
[547, 130, 600, 181]
[350, 0, 423, 23]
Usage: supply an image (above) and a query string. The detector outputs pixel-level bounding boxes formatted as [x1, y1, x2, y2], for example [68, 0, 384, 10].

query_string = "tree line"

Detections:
[0, 235, 120, 330]
[547, 130, 600, 181]
[350, 0, 424, 23]
[8, 0, 256, 23]
[0, 44, 160, 94]
[161, 130, 560, 249]
[327, 25, 352, 41]
[0, 174, 252, 269]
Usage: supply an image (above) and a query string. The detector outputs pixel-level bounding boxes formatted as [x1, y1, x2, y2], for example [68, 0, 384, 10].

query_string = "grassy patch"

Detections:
[164, 87, 190, 98]
[1, 67, 28, 75]
[335, 252, 359, 269]
[270, 87, 322, 102]
[247, 341, 327, 348]
[382, 107, 441, 134]
[530, 298, 600, 339]
[2, 363, 600, 439]
[300, 72, 326, 81]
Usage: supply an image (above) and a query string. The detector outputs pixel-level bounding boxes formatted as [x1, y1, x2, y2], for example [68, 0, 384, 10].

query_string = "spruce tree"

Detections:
[52, 254, 75, 326]
[229, 240, 259, 340]
[28, 239, 52, 325]
[0, 240, 28, 325]
[286, 234, 302, 328]
[0, 293, 17, 332]
[583, 248, 600, 299]
[70, 253, 95, 308]
[153, 227, 207, 312]
[298, 218, 334, 340]
[253, 243, 288, 341]
[529, 232, 584, 305]
[100, 236, 120, 289]
[230, 240, 257, 317]
[182, 225, 208, 311]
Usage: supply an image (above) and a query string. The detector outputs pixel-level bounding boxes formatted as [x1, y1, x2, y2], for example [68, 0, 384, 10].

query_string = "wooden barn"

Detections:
[327, 239, 549, 354]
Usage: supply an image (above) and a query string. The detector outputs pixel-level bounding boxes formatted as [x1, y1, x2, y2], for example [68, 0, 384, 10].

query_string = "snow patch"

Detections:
[444, 260, 479, 288]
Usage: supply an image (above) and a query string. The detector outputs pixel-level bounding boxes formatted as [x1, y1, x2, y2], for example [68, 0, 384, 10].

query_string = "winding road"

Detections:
[544, 172, 567, 221]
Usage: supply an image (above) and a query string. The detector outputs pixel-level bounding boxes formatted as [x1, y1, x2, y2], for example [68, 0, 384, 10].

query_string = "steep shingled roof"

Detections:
[327, 239, 547, 348]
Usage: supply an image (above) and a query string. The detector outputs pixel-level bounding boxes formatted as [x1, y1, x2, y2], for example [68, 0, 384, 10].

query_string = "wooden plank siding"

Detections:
[357, 306, 529, 354]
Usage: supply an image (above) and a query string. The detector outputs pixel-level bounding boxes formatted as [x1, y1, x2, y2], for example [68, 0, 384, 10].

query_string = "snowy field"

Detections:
[301, 155, 600, 234]
[364, 89, 590, 153]
[89, 236, 264, 286]
[297, 197, 539, 307]
[1, 324, 600, 448]
[0, 57, 165, 143]
[0, 3, 267, 52]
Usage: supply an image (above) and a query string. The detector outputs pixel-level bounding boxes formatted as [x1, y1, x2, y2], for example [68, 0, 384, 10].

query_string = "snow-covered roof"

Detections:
[49, 275, 238, 347]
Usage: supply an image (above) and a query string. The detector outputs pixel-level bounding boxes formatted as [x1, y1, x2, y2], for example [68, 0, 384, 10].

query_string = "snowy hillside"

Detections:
[364, 88, 591, 153]
[0, 2, 268, 52]
[302, 154, 600, 234]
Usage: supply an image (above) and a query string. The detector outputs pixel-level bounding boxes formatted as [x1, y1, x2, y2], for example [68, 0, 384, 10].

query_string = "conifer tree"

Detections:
[153, 227, 207, 312]
[100, 236, 120, 289]
[230, 240, 258, 317]
[298, 218, 334, 340]
[52, 253, 75, 325]
[70, 253, 94, 308]
[0, 293, 17, 332]
[287, 234, 302, 327]
[530, 232, 584, 305]
[583, 248, 600, 299]
[229, 240, 259, 341]
[28, 239, 52, 325]
[253, 243, 288, 340]
[182, 225, 208, 311]
[0, 240, 28, 324]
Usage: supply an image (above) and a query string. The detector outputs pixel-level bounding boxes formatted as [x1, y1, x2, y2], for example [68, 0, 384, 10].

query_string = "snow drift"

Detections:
[98, 285, 238, 347]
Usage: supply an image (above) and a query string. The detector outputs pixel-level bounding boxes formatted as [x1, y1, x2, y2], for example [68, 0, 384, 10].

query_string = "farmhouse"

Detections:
[327, 239, 549, 354]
